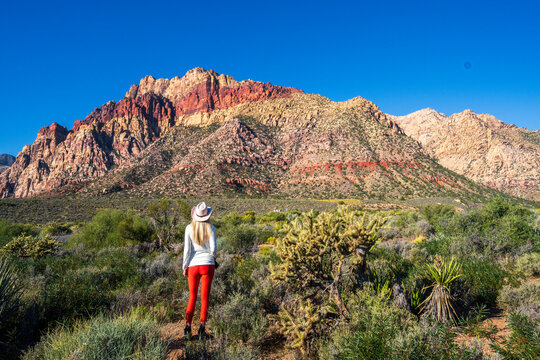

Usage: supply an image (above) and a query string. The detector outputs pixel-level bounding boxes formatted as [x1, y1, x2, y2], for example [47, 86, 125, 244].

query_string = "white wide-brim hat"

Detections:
[191, 201, 213, 222]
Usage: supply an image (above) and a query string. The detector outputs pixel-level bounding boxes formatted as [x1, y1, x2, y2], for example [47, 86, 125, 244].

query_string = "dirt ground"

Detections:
[160, 320, 296, 360]
[456, 310, 510, 357]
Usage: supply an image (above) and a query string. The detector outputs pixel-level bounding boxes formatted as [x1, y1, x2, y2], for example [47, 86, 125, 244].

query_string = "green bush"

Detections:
[35, 248, 144, 324]
[498, 281, 540, 320]
[392, 321, 484, 360]
[117, 215, 153, 244]
[221, 224, 258, 253]
[420, 204, 456, 233]
[323, 311, 399, 359]
[321, 288, 482, 360]
[39, 222, 71, 238]
[460, 258, 507, 307]
[212, 292, 267, 346]
[22, 313, 167, 360]
[491, 312, 540, 359]
[0, 234, 60, 258]
[0, 220, 37, 248]
[514, 253, 540, 278]
[68, 209, 153, 250]
[68, 209, 129, 249]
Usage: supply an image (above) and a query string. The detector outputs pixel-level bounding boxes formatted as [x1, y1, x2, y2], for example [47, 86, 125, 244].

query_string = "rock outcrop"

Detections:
[0, 154, 15, 174]
[0, 68, 300, 198]
[0, 68, 526, 200]
[389, 108, 540, 200]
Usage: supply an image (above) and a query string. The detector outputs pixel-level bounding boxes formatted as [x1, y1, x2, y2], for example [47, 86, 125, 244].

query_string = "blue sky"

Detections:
[1, 0, 539, 155]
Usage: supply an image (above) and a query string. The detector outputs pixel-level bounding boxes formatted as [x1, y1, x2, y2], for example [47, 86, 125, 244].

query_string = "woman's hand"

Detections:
[183, 268, 188, 277]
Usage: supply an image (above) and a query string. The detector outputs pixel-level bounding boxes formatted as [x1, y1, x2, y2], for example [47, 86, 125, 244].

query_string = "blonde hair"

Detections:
[191, 220, 212, 246]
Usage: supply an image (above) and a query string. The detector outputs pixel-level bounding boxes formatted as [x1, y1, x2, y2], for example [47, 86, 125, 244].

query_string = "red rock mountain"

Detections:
[0, 154, 15, 174]
[389, 109, 540, 200]
[0, 68, 510, 200]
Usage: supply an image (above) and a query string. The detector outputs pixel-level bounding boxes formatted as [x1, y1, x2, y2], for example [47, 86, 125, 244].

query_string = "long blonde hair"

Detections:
[191, 220, 212, 246]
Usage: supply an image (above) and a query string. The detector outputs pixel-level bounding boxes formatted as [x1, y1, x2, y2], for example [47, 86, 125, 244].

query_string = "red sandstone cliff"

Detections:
[0, 68, 301, 198]
[0, 68, 533, 200]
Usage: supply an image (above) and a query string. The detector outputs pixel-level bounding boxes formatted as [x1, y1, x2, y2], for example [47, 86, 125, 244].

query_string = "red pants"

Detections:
[186, 265, 215, 324]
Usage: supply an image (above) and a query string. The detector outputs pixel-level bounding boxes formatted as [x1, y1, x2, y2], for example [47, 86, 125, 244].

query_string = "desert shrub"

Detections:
[212, 292, 267, 347]
[420, 204, 456, 233]
[322, 311, 399, 359]
[68, 209, 128, 249]
[513, 252, 540, 278]
[221, 224, 258, 253]
[144, 252, 172, 280]
[491, 312, 540, 359]
[445, 198, 538, 257]
[321, 286, 482, 360]
[111, 289, 143, 315]
[498, 281, 540, 320]
[392, 320, 485, 360]
[39, 222, 71, 238]
[234, 255, 260, 287]
[146, 277, 174, 302]
[460, 258, 507, 308]
[0, 220, 37, 248]
[36, 248, 143, 324]
[0, 233, 60, 258]
[147, 198, 188, 250]
[117, 214, 153, 244]
[415, 220, 434, 237]
[22, 312, 167, 360]
[256, 210, 287, 223]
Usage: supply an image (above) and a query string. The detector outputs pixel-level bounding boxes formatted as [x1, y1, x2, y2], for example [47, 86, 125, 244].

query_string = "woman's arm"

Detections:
[210, 225, 217, 257]
[183, 225, 192, 272]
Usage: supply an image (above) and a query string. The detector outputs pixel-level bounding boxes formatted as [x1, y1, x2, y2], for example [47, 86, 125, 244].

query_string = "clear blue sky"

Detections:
[1, 0, 539, 155]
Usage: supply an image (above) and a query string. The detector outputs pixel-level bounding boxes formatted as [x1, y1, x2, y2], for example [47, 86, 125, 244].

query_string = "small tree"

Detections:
[147, 199, 190, 250]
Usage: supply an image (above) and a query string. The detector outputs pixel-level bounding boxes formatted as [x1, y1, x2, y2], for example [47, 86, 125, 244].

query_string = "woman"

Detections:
[182, 201, 217, 340]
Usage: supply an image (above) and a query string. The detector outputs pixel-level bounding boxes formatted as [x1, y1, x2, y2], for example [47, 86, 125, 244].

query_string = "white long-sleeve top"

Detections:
[182, 223, 217, 270]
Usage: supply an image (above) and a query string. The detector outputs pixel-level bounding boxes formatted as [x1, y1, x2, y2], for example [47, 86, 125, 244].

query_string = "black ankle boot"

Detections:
[184, 324, 191, 340]
[198, 323, 207, 340]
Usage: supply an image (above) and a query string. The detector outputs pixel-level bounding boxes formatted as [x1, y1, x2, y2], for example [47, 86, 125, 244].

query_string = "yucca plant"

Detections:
[420, 256, 462, 323]
[0, 257, 22, 326]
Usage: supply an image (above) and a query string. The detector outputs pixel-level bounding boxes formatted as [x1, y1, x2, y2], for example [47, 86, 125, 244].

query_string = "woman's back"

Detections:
[183, 222, 217, 269]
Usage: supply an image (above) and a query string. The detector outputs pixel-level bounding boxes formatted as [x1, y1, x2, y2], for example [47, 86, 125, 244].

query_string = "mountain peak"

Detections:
[0, 154, 15, 167]
[125, 68, 241, 101]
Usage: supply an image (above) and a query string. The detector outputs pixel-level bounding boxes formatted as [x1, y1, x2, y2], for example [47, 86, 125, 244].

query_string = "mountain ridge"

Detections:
[388, 108, 539, 200]
[0, 68, 535, 200]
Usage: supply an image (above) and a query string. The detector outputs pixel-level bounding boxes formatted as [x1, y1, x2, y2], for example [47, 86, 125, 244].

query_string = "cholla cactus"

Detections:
[271, 298, 326, 356]
[270, 206, 388, 354]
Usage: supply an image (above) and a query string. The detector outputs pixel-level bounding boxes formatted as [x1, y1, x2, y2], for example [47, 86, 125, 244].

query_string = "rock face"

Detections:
[0, 68, 515, 200]
[389, 108, 540, 200]
[0, 154, 15, 174]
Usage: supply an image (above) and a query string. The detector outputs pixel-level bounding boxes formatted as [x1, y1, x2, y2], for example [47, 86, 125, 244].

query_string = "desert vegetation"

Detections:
[0, 197, 538, 359]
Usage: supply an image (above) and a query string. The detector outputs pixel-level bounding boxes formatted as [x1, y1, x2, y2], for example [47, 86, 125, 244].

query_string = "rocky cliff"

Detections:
[0, 154, 15, 174]
[0, 68, 515, 200]
[389, 109, 540, 200]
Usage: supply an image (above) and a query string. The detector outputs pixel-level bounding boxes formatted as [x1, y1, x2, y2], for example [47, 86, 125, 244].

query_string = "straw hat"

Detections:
[191, 202, 213, 222]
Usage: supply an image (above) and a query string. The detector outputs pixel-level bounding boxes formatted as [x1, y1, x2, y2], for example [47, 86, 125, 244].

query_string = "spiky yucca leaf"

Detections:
[0, 257, 22, 326]
[420, 256, 462, 323]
